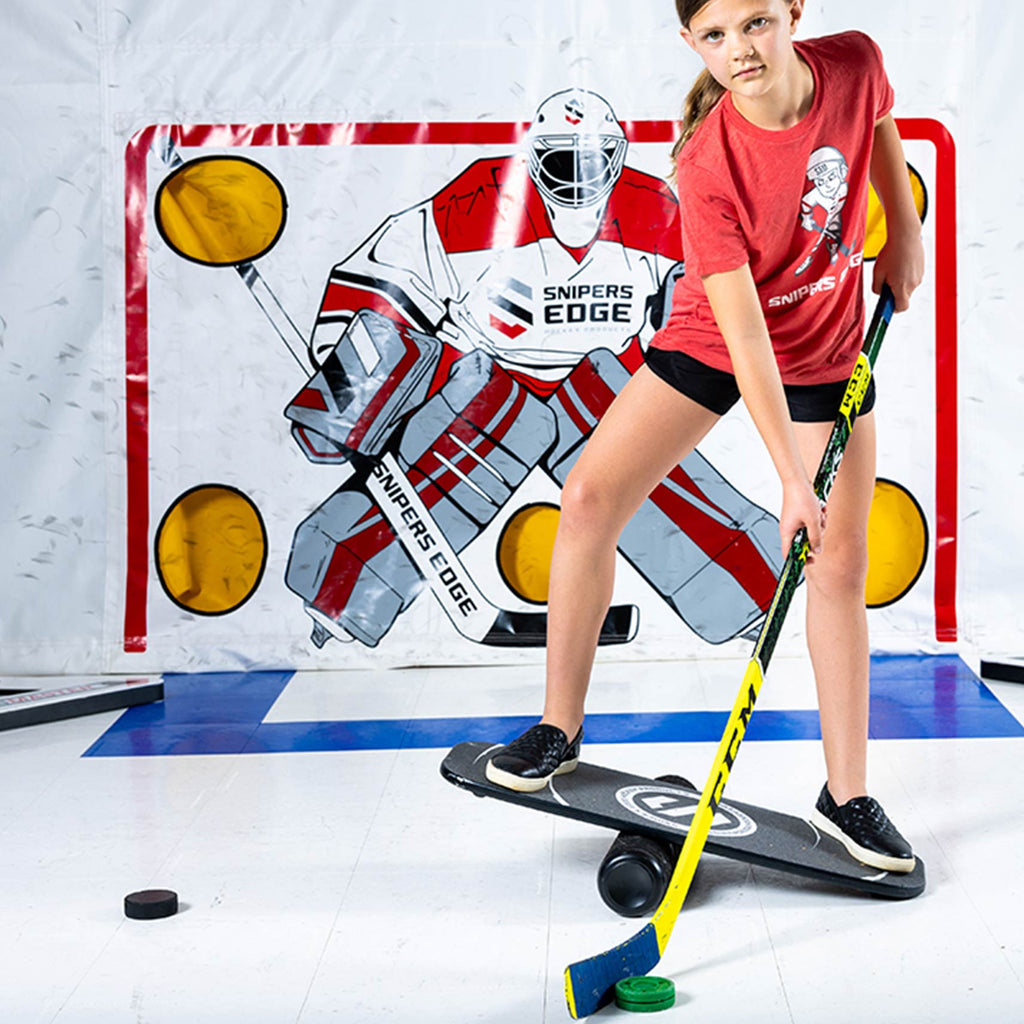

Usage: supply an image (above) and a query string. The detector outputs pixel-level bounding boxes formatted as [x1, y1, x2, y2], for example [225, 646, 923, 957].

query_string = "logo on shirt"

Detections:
[767, 251, 863, 307]
[795, 145, 851, 276]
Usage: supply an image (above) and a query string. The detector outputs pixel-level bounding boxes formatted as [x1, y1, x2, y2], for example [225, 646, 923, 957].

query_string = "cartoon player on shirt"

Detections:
[284, 89, 785, 649]
[796, 144, 851, 275]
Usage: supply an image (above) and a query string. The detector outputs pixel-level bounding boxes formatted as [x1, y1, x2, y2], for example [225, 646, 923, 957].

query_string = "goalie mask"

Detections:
[526, 89, 628, 248]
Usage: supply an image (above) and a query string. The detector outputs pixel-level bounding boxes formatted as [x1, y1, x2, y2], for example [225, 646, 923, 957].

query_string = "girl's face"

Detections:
[680, 0, 803, 102]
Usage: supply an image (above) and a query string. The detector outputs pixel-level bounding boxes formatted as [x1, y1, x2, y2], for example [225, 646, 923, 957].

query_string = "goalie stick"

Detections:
[563, 285, 896, 1019]
[366, 451, 638, 646]
[153, 138, 638, 647]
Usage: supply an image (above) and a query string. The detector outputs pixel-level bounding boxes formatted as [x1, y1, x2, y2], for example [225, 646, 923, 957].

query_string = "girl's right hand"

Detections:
[780, 477, 826, 561]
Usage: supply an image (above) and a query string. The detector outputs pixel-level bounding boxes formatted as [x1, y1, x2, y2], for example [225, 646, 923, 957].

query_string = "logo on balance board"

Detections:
[615, 784, 757, 838]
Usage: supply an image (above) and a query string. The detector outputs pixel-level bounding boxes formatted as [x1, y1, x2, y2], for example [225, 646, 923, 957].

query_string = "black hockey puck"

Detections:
[124, 889, 178, 920]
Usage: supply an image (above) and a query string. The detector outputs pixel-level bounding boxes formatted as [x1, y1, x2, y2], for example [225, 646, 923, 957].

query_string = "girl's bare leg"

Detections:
[792, 412, 877, 805]
[540, 365, 720, 738]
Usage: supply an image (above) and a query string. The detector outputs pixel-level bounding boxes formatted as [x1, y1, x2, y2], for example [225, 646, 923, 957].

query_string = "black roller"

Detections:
[597, 830, 680, 917]
[596, 773, 695, 918]
[656, 773, 696, 791]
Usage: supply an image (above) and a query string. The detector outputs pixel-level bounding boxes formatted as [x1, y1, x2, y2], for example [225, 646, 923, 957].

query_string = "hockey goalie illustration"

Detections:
[282, 89, 785, 650]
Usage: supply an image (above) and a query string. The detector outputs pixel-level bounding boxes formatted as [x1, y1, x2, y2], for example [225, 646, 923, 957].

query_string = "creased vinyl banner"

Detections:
[115, 109, 953, 671]
[6, 1, 1000, 675]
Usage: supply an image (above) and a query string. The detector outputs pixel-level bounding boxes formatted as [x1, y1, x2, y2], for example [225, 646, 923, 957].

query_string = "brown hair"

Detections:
[670, 0, 726, 169]
[670, 69, 726, 165]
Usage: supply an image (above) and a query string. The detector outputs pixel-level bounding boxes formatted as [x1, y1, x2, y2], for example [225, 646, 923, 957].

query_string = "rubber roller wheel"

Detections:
[596, 774, 696, 918]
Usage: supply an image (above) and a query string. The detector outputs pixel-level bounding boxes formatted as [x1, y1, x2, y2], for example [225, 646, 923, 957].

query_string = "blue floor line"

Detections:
[83, 655, 1024, 758]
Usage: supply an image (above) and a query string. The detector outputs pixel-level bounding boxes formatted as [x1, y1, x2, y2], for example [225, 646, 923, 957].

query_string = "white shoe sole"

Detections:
[484, 756, 579, 793]
[811, 808, 916, 874]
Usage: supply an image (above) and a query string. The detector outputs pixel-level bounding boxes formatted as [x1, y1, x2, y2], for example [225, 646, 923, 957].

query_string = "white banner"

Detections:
[1, 1, 1017, 673]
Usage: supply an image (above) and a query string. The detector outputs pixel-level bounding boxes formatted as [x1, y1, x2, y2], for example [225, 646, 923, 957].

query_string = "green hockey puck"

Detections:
[614, 976, 676, 1012]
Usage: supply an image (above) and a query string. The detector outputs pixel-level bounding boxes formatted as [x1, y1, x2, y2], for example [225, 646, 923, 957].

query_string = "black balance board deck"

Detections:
[441, 741, 925, 900]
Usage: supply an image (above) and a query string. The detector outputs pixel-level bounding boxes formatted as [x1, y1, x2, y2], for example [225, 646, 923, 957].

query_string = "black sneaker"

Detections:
[811, 783, 916, 874]
[485, 724, 583, 793]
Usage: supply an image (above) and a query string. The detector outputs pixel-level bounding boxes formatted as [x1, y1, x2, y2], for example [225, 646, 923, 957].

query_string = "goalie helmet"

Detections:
[526, 89, 628, 248]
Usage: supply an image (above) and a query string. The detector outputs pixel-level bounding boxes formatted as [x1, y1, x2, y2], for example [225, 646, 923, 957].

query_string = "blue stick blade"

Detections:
[564, 922, 661, 1018]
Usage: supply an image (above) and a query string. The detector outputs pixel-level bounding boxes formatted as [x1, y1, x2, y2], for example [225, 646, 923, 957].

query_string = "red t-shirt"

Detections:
[652, 31, 894, 385]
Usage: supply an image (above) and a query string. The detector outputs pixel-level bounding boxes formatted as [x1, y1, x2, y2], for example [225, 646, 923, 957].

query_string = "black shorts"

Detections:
[645, 345, 876, 423]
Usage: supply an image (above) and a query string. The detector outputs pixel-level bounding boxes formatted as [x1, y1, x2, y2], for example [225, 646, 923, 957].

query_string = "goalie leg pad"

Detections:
[618, 455, 784, 643]
[285, 480, 425, 647]
[545, 351, 784, 643]
[399, 350, 556, 530]
[544, 348, 629, 478]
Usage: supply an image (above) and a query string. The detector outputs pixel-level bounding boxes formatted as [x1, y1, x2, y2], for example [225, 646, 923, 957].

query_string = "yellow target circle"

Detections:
[155, 485, 268, 615]
[865, 478, 928, 608]
[497, 503, 561, 605]
[155, 155, 286, 266]
[865, 162, 927, 260]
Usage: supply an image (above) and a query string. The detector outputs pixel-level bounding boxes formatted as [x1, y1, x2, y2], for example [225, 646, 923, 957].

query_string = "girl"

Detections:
[486, 0, 925, 873]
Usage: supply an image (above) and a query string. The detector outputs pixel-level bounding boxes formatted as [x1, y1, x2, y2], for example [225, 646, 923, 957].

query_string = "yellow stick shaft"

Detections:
[651, 659, 764, 951]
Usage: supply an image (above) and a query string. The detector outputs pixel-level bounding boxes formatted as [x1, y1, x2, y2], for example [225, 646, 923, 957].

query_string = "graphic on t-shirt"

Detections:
[795, 145, 851, 276]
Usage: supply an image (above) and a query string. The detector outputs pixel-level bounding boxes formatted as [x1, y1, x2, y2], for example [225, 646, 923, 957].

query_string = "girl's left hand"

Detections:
[872, 227, 925, 313]
[779, 476, 826, 563]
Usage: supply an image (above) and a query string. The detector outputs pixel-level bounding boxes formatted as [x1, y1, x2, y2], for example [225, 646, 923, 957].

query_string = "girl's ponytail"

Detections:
[670, 68, 726, 171]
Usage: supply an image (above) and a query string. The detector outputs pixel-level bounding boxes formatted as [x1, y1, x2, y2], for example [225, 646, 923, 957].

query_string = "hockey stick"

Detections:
[794, 221, 850, 276]
[153, 139, 638, 647]
[563, 285, 896, 1019]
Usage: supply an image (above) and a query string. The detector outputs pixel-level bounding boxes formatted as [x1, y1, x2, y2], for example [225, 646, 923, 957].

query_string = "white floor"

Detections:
[2, 655, 1023, 1023]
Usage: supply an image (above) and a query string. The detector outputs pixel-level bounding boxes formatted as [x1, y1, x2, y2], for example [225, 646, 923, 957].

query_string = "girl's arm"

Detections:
[702, 264, 825, 558]
[870, 114, 925, 311]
